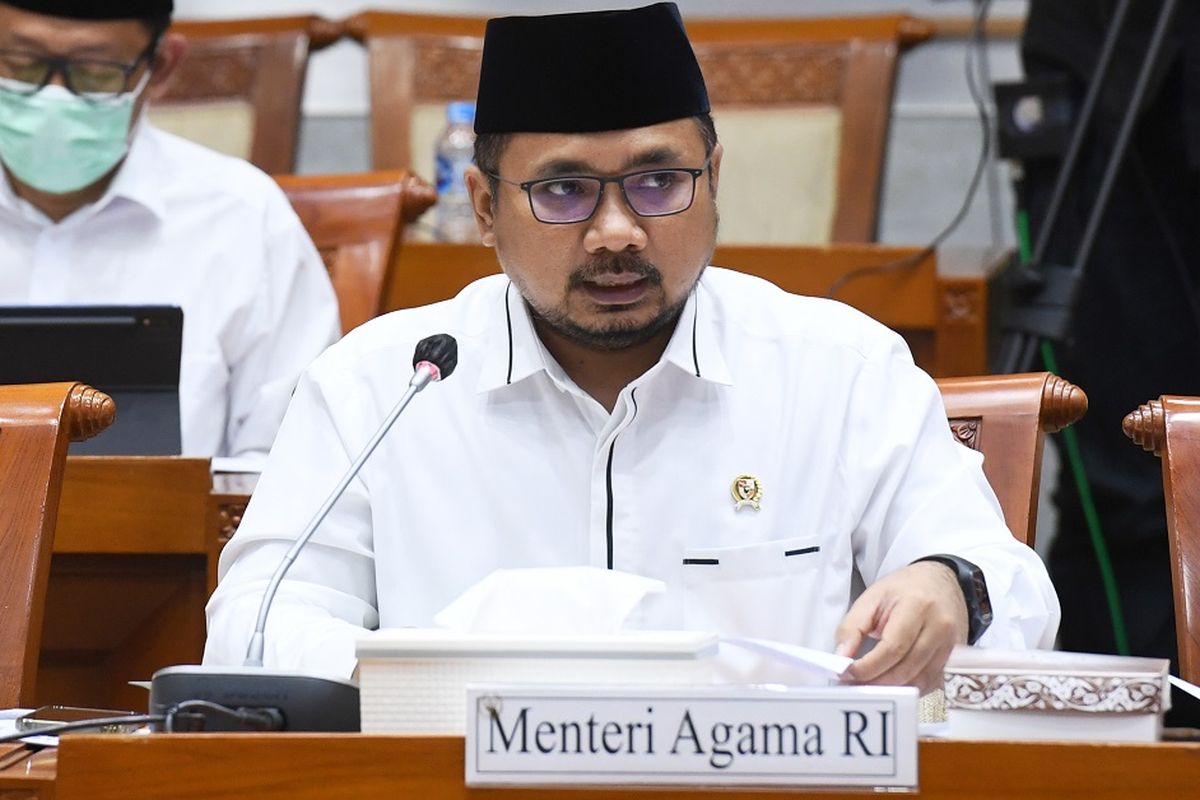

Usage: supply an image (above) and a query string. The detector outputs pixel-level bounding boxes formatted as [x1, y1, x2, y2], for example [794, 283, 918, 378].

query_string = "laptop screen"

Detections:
[0, 305, 183, 455]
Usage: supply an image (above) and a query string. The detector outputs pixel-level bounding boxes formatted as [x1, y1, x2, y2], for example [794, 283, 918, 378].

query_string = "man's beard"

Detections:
[525, 251, 700, 351]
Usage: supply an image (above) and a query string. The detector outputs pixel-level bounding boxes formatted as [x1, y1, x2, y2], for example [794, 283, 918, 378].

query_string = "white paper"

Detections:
[719, 636, 853, 682]
[1170, 675, 1200, 702]
[0, 710, 56, 747]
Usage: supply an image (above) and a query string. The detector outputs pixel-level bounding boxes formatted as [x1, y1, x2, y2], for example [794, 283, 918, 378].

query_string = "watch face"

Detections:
[972, 569, 993, 619]
[967, 563, 993, 644]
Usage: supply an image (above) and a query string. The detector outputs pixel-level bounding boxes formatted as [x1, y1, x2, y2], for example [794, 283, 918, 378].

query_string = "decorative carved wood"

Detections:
[0, 382, 114, 708]
[941, 284, 982, 325]
[217, 502, 247, 546]
[936, 373, 1087, 547]
[1041, 374, 1090, 433]
[949, 417, 981, 450]
[412, 41, 483, 102]
[1122, 396, 1200, 684]
[164, 47, 261, 102]
[696, 45, 845, 105]
[161, 16, 341, 174]
[1123, 399, 1166, 457]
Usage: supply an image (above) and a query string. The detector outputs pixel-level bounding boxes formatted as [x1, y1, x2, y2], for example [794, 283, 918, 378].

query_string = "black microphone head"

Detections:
[413, 333, 458, 380]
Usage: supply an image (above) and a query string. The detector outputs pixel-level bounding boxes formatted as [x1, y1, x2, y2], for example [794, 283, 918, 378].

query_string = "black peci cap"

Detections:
[474, 2, 709, 135]
[3, 0, 173, 19]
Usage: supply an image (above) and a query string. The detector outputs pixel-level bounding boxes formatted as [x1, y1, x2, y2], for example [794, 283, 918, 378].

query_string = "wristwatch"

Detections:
[913, 554, 993, 645]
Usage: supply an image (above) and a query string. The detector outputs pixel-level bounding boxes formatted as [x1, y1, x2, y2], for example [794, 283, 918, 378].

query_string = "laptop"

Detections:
[0, 305, 183, 455]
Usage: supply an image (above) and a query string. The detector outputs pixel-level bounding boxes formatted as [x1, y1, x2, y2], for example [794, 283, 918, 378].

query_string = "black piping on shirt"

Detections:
[605, 387, 639, 569]
[504, 282, 514, 385]
[690, 289, 701, 378]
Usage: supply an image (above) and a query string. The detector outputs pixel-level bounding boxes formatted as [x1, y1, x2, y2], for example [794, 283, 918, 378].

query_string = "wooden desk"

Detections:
[2, 735, 1199, 799]
[383, 242, 1007, 378]
[38, 458, 252, 711]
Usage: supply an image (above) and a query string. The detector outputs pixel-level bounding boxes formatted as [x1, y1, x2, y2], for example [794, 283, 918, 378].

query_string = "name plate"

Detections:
[465, 684, 918, 788]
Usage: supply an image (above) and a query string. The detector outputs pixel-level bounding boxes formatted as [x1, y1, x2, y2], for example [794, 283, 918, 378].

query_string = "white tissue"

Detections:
[432, 566, 665, 634]
[428, 566, 851, 688]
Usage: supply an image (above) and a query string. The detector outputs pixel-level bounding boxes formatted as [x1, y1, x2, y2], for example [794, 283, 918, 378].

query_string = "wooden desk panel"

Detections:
[55, 457, 211, 554]
[38, 458, 227, 711]
[0, 735, 1193, 799]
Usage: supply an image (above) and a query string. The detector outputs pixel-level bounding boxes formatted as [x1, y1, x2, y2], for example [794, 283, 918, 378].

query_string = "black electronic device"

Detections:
[0, 305, 183, 455]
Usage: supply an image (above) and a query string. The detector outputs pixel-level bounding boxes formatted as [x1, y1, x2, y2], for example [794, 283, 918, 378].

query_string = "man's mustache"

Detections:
[568, 253, 663, 288]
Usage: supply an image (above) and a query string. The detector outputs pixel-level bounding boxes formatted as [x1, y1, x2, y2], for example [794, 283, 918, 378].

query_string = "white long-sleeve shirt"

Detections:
[205, 268, 1059, 676]
[0, 122, 339, 457]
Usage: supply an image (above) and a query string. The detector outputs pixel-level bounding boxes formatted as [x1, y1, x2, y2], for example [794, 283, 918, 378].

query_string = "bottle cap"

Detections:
[446, 101, 477, 125]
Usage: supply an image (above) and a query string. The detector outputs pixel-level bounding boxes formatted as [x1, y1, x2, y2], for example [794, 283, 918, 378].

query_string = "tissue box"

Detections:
[943, 647, 1171, 742]
[356, 629, 718, 734]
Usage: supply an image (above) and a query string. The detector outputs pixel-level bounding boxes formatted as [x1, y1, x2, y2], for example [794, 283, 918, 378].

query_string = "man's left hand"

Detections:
[834, 561, 968, 694]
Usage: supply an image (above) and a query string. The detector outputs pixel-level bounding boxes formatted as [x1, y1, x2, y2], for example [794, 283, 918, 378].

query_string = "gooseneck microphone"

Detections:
[148, 334, 458, 733]
[244, 333, 458, 667]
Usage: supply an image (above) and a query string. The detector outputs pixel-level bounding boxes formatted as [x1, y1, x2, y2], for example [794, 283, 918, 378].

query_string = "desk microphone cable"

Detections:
[0, 700, 285, 744]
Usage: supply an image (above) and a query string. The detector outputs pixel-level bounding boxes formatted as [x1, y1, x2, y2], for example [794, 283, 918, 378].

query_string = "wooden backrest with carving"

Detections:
[1123, 396, 1200, 683]
[936, 373, 1087, 547]
[150, 16, 341, 174]
[343, 12, 931, 244]
[276, 171, 438, 333]
[0, 382, 115, 708]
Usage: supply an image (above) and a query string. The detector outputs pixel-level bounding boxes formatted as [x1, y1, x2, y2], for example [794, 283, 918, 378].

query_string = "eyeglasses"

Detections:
[0, 45, 156, 100]
[487, 158, 712, 224]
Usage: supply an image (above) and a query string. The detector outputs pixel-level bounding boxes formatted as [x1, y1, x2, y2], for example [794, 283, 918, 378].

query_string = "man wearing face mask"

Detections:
[0, 0, 339, 459]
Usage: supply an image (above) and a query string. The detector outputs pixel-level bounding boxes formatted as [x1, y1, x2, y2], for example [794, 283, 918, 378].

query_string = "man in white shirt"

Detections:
[0, 0, 339, 457]
[206, 3, 1059, 692]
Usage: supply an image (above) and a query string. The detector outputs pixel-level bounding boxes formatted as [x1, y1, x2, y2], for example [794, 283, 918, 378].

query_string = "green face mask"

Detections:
[0, 73, 148, 195]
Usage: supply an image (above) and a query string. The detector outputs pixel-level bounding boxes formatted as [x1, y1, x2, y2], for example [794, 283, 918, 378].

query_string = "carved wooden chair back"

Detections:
[936, 372, 1088, 547]
[149, 16, 342, 174]
[343, 11, 931, 244]
[276, 171, 437, 333]
[0, 382, 114, 708]
[1123, 396, 1200, 684]
[382, 241, 994, 378]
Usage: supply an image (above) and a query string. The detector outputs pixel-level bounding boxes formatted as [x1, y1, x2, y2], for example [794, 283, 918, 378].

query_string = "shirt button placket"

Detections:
[29, 227, 72, 302]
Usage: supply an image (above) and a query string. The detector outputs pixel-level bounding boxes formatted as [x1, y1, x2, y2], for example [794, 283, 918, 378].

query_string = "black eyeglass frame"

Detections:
[0, 40, 159, 100]
[485, 157, 713, 225]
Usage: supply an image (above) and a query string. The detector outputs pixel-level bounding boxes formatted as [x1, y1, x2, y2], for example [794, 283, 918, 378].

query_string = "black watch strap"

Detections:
[913, 554, 993, 645]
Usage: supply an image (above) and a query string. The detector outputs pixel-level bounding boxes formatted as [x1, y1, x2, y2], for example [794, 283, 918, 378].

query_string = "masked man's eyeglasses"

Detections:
[486, 158, 712, 224]
[0, 45, 156, 100]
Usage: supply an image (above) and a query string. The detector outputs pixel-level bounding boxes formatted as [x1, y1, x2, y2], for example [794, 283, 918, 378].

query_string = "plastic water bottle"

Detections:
[434, 101, 478, 243]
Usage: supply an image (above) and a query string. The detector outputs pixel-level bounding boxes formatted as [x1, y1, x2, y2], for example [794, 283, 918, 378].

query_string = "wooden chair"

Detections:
[343, 11, 932, 244]
[1123, 396, 1200, 684]
[275, 171, 437, 333]
[936, 373, 1087, 547]
[380, 242, 1006, 378]
[0, 383, 114, 708]
[149, 16, 342, 174]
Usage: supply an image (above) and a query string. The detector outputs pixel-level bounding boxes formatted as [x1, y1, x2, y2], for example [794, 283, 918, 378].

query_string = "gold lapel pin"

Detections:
[730, 474, 763, 511]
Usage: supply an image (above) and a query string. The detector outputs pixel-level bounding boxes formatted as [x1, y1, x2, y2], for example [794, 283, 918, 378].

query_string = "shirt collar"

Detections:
[476, 271, 733, 394]
[99, 119, 168, 222]
[0, 118, 166, 226]
[660, 273, 733, 386]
